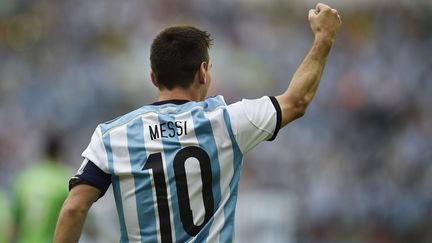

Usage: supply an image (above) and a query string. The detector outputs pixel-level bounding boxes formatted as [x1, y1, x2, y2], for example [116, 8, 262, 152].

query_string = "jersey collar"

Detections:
[150, 99, 191, 106]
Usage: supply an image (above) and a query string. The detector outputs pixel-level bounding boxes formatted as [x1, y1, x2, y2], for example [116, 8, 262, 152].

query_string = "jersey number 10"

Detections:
[143, 146, 215, 242]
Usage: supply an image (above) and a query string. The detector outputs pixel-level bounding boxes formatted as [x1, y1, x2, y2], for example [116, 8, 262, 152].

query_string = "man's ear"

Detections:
[150, 71, 159, 88]
[198, 61, 207, 84]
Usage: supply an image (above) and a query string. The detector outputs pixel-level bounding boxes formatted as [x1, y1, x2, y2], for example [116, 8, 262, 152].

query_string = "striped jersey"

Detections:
[72, 95, 281, 243]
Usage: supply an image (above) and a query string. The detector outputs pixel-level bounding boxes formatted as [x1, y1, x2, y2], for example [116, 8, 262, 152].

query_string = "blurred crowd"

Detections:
[0, 0, 431, 242]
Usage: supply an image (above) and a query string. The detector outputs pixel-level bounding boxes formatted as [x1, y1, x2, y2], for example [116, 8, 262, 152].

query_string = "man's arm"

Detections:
[276, 3, 342, 126]
[53, 184, 100, 243]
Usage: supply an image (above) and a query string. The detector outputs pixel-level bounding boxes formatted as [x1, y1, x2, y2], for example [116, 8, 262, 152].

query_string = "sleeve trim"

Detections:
[69, 177, 102, 194]
[268, 96, 282, 141]
[69, 177, 110, 201]
[69, 160, 112, 201]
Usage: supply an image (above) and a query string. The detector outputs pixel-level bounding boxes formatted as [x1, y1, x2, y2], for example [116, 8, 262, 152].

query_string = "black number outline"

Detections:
[143, 146, 214, 242]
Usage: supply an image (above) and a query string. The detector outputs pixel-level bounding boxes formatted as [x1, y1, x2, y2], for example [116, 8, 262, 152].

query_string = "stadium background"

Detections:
[0, 0, 431, 242]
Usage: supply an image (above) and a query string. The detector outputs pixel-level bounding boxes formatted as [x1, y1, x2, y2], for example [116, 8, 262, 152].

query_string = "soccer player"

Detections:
[0, 189, 12, 243]
[13, 136, 70, 243]
[54, 3, 341, 243]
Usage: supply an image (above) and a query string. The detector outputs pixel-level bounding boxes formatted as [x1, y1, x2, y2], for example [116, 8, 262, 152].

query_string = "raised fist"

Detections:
[308, 3, 342, 42]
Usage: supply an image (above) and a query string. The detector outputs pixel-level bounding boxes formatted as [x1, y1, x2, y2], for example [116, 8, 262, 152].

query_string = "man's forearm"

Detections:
[276, 37, 333, 125]
[53, 184, 99, 243]
[287, 37, 333, 105]
[53, 204, 89, 243]
[276, 3, 341, 126]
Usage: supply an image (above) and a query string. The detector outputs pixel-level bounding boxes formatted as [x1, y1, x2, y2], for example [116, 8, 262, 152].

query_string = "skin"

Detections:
[151, 62, 212, 102]
[53, 3, 341, 242]
[276, 3, 342, 126]
[53, 184, 100, 243]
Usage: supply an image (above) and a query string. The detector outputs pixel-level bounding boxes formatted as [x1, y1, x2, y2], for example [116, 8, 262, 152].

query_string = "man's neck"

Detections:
[157, 87, 203, 102]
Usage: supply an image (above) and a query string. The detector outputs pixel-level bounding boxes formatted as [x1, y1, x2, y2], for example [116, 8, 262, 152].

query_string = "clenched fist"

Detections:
[309, 3, 342, 43]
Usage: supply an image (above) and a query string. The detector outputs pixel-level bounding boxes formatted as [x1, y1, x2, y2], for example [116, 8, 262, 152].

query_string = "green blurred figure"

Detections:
[12, 135, 70, 243]
[0, 189, 12, 243]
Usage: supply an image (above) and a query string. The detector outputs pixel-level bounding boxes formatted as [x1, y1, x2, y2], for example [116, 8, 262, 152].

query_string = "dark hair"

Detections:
[150, 26, 213, 90]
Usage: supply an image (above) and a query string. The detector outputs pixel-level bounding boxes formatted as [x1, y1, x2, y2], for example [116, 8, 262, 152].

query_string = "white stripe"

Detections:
[82, 126, 110, 173]
[110, 125, 142, 242]
[176, 111, 206, 226]
[205, 109, 235, 243]
[142, 115, 164, 243]
[141, 114, 176, 243]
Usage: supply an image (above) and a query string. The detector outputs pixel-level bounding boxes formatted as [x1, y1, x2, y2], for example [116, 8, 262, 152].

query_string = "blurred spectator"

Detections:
[0, 189, 12, 243]
[11, 135, 70, 243]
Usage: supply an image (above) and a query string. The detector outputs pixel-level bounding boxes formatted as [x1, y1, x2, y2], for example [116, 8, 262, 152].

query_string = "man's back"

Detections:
[81, 95, 279, 242]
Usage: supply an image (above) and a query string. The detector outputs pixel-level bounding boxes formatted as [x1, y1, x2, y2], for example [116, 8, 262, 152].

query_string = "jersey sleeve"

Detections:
[226, 96, 282, 154]
[69, 159, 112, 200]
[81, 126, 110, 173]
[73, 126, 112, 199]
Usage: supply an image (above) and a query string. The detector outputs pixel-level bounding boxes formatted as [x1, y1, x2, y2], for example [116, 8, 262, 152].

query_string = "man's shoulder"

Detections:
[203, 95, 227, 110]
[98, 104, 157, 134]
[98, 96, 226, 134]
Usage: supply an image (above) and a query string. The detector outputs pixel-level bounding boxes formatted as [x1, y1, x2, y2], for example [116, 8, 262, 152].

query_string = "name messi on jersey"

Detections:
[149, 121, 188, 140]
